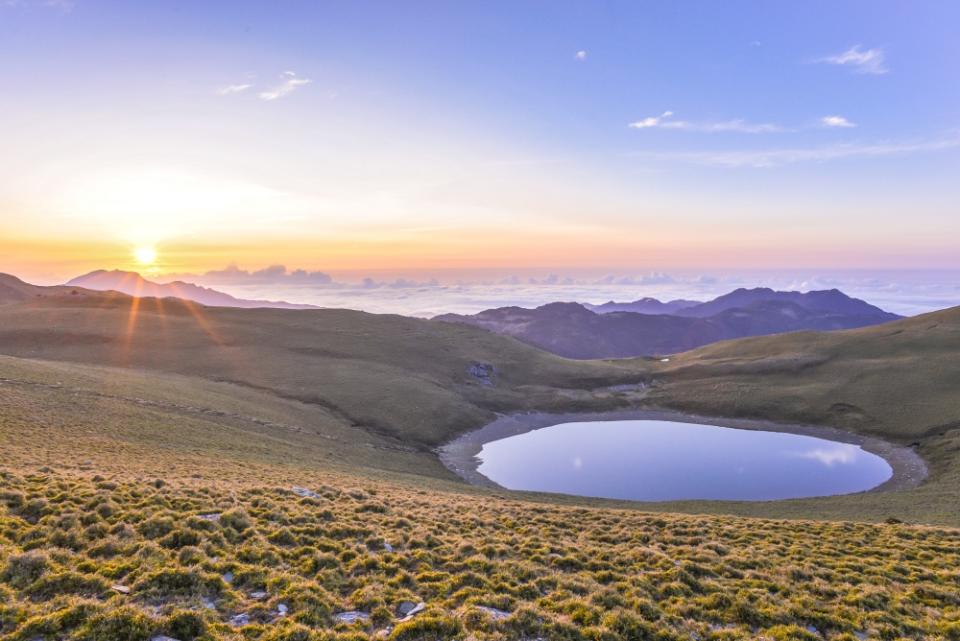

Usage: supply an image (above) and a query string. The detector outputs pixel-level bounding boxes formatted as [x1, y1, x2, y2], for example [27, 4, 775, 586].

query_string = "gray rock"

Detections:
[201, 597, 216, 610]
[221, 571, 233, 584]
[292, 486, 321, 499]
[384, 542, 395, 552]
[198, 513, 221, 522]
[805, 625, 821, 637]
[467, 362, 495, 386]
[249, 590, 268, 600]
[477, 605, 510, 620]
[277, 602, 288, 616]
[396, 601, 419, 617]
[335, 611, 370, 624]
[398, 602, 427, 621]
[111, 584, 131, 594]
[229, 613, 250, 627]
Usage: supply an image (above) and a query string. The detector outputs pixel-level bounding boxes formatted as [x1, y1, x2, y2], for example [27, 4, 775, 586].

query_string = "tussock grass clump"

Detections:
[2, 550, 49, 588]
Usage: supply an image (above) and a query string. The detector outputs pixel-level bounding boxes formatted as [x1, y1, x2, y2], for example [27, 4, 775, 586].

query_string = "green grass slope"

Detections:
[644, 306, 960, 524]
[1, 287, 960, 639]
[0, 287, 644, 446]
[1, 284, 960, 525]
[0, 357, 958, 641]
[653, 306, 960, 439]
[0, 355, 449, 481]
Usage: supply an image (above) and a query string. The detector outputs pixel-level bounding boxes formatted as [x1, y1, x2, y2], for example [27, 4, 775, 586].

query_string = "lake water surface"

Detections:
[476, 420, 893, 501]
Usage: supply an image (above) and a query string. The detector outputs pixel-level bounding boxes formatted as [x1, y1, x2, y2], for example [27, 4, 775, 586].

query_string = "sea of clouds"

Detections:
[163, 266, 960, 318]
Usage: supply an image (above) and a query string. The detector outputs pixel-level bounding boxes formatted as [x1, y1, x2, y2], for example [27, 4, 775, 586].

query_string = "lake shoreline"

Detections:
[437, 408, 929, 499]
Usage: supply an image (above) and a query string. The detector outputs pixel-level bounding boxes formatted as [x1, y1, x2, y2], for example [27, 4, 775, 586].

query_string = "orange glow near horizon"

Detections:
[2, 227, 959, 287]
[2, 157, 958, 283]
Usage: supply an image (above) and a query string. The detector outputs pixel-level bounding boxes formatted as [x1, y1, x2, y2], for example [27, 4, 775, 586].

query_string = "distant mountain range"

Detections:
[585, 297, 699, 315]
[435, 288, 902, 359]
[66, 270, 319, 310]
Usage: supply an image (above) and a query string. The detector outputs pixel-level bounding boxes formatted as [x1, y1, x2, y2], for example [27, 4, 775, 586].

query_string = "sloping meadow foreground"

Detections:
[1, 286, 960, 640]
[0, 367, 958, 641]
[2, 467, 959, 641]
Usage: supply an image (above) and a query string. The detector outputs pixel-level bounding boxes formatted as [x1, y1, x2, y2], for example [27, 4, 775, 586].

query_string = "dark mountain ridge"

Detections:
[585, 297, 699, 315]
[435, 288, 903, 359]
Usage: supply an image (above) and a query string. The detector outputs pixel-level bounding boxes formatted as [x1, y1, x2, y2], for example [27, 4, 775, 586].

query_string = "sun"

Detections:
[133, 246, 157, 266]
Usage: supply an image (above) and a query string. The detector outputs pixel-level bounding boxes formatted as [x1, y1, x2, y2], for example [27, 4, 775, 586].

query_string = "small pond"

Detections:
[475, 420, 893, 501]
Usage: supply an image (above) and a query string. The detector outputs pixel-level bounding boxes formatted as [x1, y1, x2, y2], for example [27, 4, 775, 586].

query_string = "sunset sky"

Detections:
[1, 1, 958, 284]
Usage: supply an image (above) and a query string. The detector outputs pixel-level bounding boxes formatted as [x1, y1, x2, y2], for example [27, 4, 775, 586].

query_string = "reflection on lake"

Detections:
[476, 420, 892, 501]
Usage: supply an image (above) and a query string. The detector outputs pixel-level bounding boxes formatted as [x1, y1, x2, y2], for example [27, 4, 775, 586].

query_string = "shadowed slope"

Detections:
[0, 282, 644, 446]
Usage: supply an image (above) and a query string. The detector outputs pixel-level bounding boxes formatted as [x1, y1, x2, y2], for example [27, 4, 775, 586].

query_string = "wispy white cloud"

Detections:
[575, 50, 587, 61]
[816, 45, 888, 75]
[258, 71, 311, 101]
[820, 115, 856, 128]
[632, 136, 960, 168]
[628, 111, 784, 133]
[628, 111, 675, 129]
[218, 83, 253, 96]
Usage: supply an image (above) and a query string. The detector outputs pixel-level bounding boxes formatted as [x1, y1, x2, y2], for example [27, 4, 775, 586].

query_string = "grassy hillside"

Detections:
[652, 306, 960, 439]
[0, 285, 644, 445]
[1, 287, 960, 639]
[0, 355, 449, 481]
[644, 306, 960, 524]
[0, 359, 958, 641]
[0, 284, 959, 525]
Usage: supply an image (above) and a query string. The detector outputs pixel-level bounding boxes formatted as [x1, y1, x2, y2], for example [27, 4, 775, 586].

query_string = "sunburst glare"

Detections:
[133, 246, 157, 266]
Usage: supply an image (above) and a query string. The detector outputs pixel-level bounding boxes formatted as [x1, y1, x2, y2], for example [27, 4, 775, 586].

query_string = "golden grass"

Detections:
[2, 287, 960, 638]
[2, 457, 959, 641]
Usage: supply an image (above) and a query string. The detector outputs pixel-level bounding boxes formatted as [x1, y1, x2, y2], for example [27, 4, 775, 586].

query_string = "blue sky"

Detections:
[1, 0, 958, 281]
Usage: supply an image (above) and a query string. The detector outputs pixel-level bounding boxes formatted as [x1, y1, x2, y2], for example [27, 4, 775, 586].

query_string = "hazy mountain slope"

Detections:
[435, 302, 720, 359]
[435, 292, 901, 358]
[676, 287, 900, 319]
[0, 272, 93, 304]
[585, 297, 698, 314]
[67, 269, 319, 309]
